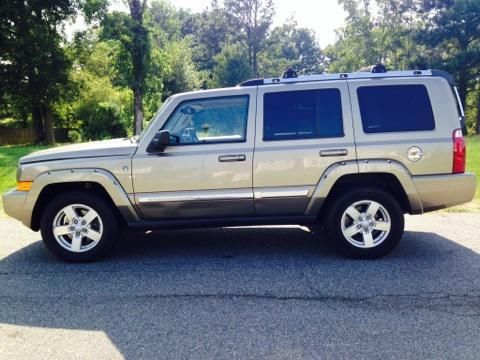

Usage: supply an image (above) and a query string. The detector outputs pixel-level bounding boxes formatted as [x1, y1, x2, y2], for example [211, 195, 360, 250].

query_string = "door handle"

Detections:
[320, 149, 348, 157]
[218, 154, 246, 162]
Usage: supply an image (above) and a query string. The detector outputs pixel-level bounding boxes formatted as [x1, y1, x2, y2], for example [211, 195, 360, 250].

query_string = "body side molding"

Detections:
[136, 188, 253, 203]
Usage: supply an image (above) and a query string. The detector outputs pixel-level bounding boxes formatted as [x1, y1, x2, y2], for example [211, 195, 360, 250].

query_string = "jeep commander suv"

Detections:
[3, 66, 476, 261]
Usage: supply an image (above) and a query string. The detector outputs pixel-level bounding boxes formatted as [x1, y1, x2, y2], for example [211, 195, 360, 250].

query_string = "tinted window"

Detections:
[162, 96, 248, 144]
[263, 89, 343, 141]
[357, 85, 435, 133]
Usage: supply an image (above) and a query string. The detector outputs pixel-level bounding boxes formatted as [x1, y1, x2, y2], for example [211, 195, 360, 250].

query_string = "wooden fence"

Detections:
[0, 128, 73, 145]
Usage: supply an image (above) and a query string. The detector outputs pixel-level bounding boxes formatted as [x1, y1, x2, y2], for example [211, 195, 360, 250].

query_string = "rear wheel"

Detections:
[324, 187, 404, 259]
[40, 192, 119, 262]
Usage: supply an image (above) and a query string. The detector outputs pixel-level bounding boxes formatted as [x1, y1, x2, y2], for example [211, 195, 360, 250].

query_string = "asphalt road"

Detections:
[0, 213, 479, 360]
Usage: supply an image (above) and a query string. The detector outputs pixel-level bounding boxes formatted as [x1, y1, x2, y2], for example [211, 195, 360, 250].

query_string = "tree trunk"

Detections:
[42, 104, 55, 145]
[32, 105, 45, 144]
[133, 88, 143, 135]
[128, 1, 147, 136]
[20, 108, 28, 128]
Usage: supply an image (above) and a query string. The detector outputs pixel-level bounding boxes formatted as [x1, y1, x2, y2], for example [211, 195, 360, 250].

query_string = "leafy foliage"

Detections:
[101, 1, 150, 135]
[224, 0, 275, 76]
[417, 0, 480, 109]
[188, 1, 230, 71]
[1, 0, 480, 142]
[325, 0, 480, 132]
[0, 0, 79, 143]
[161, 39, 200, 98]
[261, 19, 324, 76]
[211, 45, 252, 87]
[68, 32, 133, 140]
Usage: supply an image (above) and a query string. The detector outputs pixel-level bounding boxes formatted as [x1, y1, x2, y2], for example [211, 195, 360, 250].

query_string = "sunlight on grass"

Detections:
[445, 135, 480, 212]
[0, 145, 50, 214]
[466, 135, 480, 199]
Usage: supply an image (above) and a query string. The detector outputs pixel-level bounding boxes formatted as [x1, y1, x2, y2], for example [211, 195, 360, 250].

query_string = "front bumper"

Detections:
[413, 172, 477, 212]
[2, 189, 29, 226]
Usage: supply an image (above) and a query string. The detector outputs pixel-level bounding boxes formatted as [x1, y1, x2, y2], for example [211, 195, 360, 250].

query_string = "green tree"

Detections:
[261, 19, 324, 76]
[102, 0, 150, 135]
[189, 1, 230, 72]
[0, 0, 78, 144]
[211, 44, 252, 87]
[417, 0, 480, 109]
[326, 0, 426, 72]
[416, 0, 480, 133]
[161, 39, 200, 99]
[374, 0, 423, 69]
[224, 0, 275, 76]
[147, 0, 184, 47]
[69, 34, 133, 140]
[143, 46, 168, 125]
[325, 0, 379, 72]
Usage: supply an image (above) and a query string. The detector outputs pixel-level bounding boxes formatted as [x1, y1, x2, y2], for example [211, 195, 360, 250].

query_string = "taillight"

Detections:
[452, 129, 466, 173]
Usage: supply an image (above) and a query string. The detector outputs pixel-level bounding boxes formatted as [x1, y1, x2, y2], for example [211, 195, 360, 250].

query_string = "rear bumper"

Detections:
[2, 189, 29, 226]
[412, 173, 477, 212]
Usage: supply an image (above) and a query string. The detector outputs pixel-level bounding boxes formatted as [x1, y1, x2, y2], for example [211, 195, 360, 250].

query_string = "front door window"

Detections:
[162, 95, 249, 145]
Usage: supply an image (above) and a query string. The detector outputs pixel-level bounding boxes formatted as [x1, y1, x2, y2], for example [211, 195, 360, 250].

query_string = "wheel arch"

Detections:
[25, 169, 139, 231]
[316, 173, 411, 223]
[305, 160, 423, 219]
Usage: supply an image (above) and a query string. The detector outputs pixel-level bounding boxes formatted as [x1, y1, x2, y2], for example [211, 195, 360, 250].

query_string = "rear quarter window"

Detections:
[357, 84, 435, 133]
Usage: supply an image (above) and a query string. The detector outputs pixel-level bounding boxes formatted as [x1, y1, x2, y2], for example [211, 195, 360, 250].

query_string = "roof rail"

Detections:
[237, 68, 452, 87]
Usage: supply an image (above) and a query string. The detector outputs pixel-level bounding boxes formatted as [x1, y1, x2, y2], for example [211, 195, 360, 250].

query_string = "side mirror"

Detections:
[147, 130, 170, 153]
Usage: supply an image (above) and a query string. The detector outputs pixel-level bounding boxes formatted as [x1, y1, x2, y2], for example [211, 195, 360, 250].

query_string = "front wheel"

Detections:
[40, 192, 119, 262]
[324, 187, 404, 259]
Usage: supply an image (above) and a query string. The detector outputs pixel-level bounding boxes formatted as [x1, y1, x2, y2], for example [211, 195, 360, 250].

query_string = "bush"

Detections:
[211, 44, 252, 88]
[465, 90, 479, 135]
[81, 102, 128, 140]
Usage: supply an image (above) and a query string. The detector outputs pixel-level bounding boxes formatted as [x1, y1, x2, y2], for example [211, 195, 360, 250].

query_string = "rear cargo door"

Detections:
[347, 77, 454, 175]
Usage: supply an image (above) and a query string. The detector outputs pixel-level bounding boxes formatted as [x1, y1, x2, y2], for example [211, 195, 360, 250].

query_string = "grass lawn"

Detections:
[466, 135, 480, 199]
[450, 135, 480, 212]
[0, 136, 479, 215]
[0, 145, 50, 214]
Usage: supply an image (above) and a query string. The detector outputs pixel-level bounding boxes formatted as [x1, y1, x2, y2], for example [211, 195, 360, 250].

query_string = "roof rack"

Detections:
[238, 68, 454, 87]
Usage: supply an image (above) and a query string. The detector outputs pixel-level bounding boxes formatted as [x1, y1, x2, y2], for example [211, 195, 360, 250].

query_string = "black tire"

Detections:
[40, 191, 119, 262]
[324, 187, 404, 259]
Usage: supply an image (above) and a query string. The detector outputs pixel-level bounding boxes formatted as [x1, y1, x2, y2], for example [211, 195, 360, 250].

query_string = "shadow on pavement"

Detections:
[0, 226, 479, 359]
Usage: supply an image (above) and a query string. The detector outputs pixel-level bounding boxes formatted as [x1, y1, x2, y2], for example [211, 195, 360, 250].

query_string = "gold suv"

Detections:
[3, 66, 476, 261]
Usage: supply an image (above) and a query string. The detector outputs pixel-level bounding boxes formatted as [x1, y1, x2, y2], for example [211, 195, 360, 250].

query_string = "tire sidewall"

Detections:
[325, 188, 404, 259]
[40, 191, 118, 262]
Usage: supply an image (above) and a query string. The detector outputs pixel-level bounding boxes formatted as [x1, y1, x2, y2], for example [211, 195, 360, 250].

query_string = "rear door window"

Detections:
[357, 85, 435, 133]
[263, 88, 343, 141]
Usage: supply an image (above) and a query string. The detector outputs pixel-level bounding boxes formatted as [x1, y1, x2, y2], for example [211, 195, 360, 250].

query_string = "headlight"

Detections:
[16, 164, 23, 182]
[16, 164, 34, 191]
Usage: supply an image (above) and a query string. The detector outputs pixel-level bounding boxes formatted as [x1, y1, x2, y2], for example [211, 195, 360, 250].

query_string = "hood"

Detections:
[20, 138, 138, 164]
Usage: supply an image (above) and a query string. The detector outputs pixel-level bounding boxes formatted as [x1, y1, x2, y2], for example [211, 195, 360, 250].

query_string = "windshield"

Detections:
[137, 96, 174, 142]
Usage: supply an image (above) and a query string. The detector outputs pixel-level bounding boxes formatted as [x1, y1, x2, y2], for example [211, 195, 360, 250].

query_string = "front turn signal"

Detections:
[17, 181, 33, 191]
